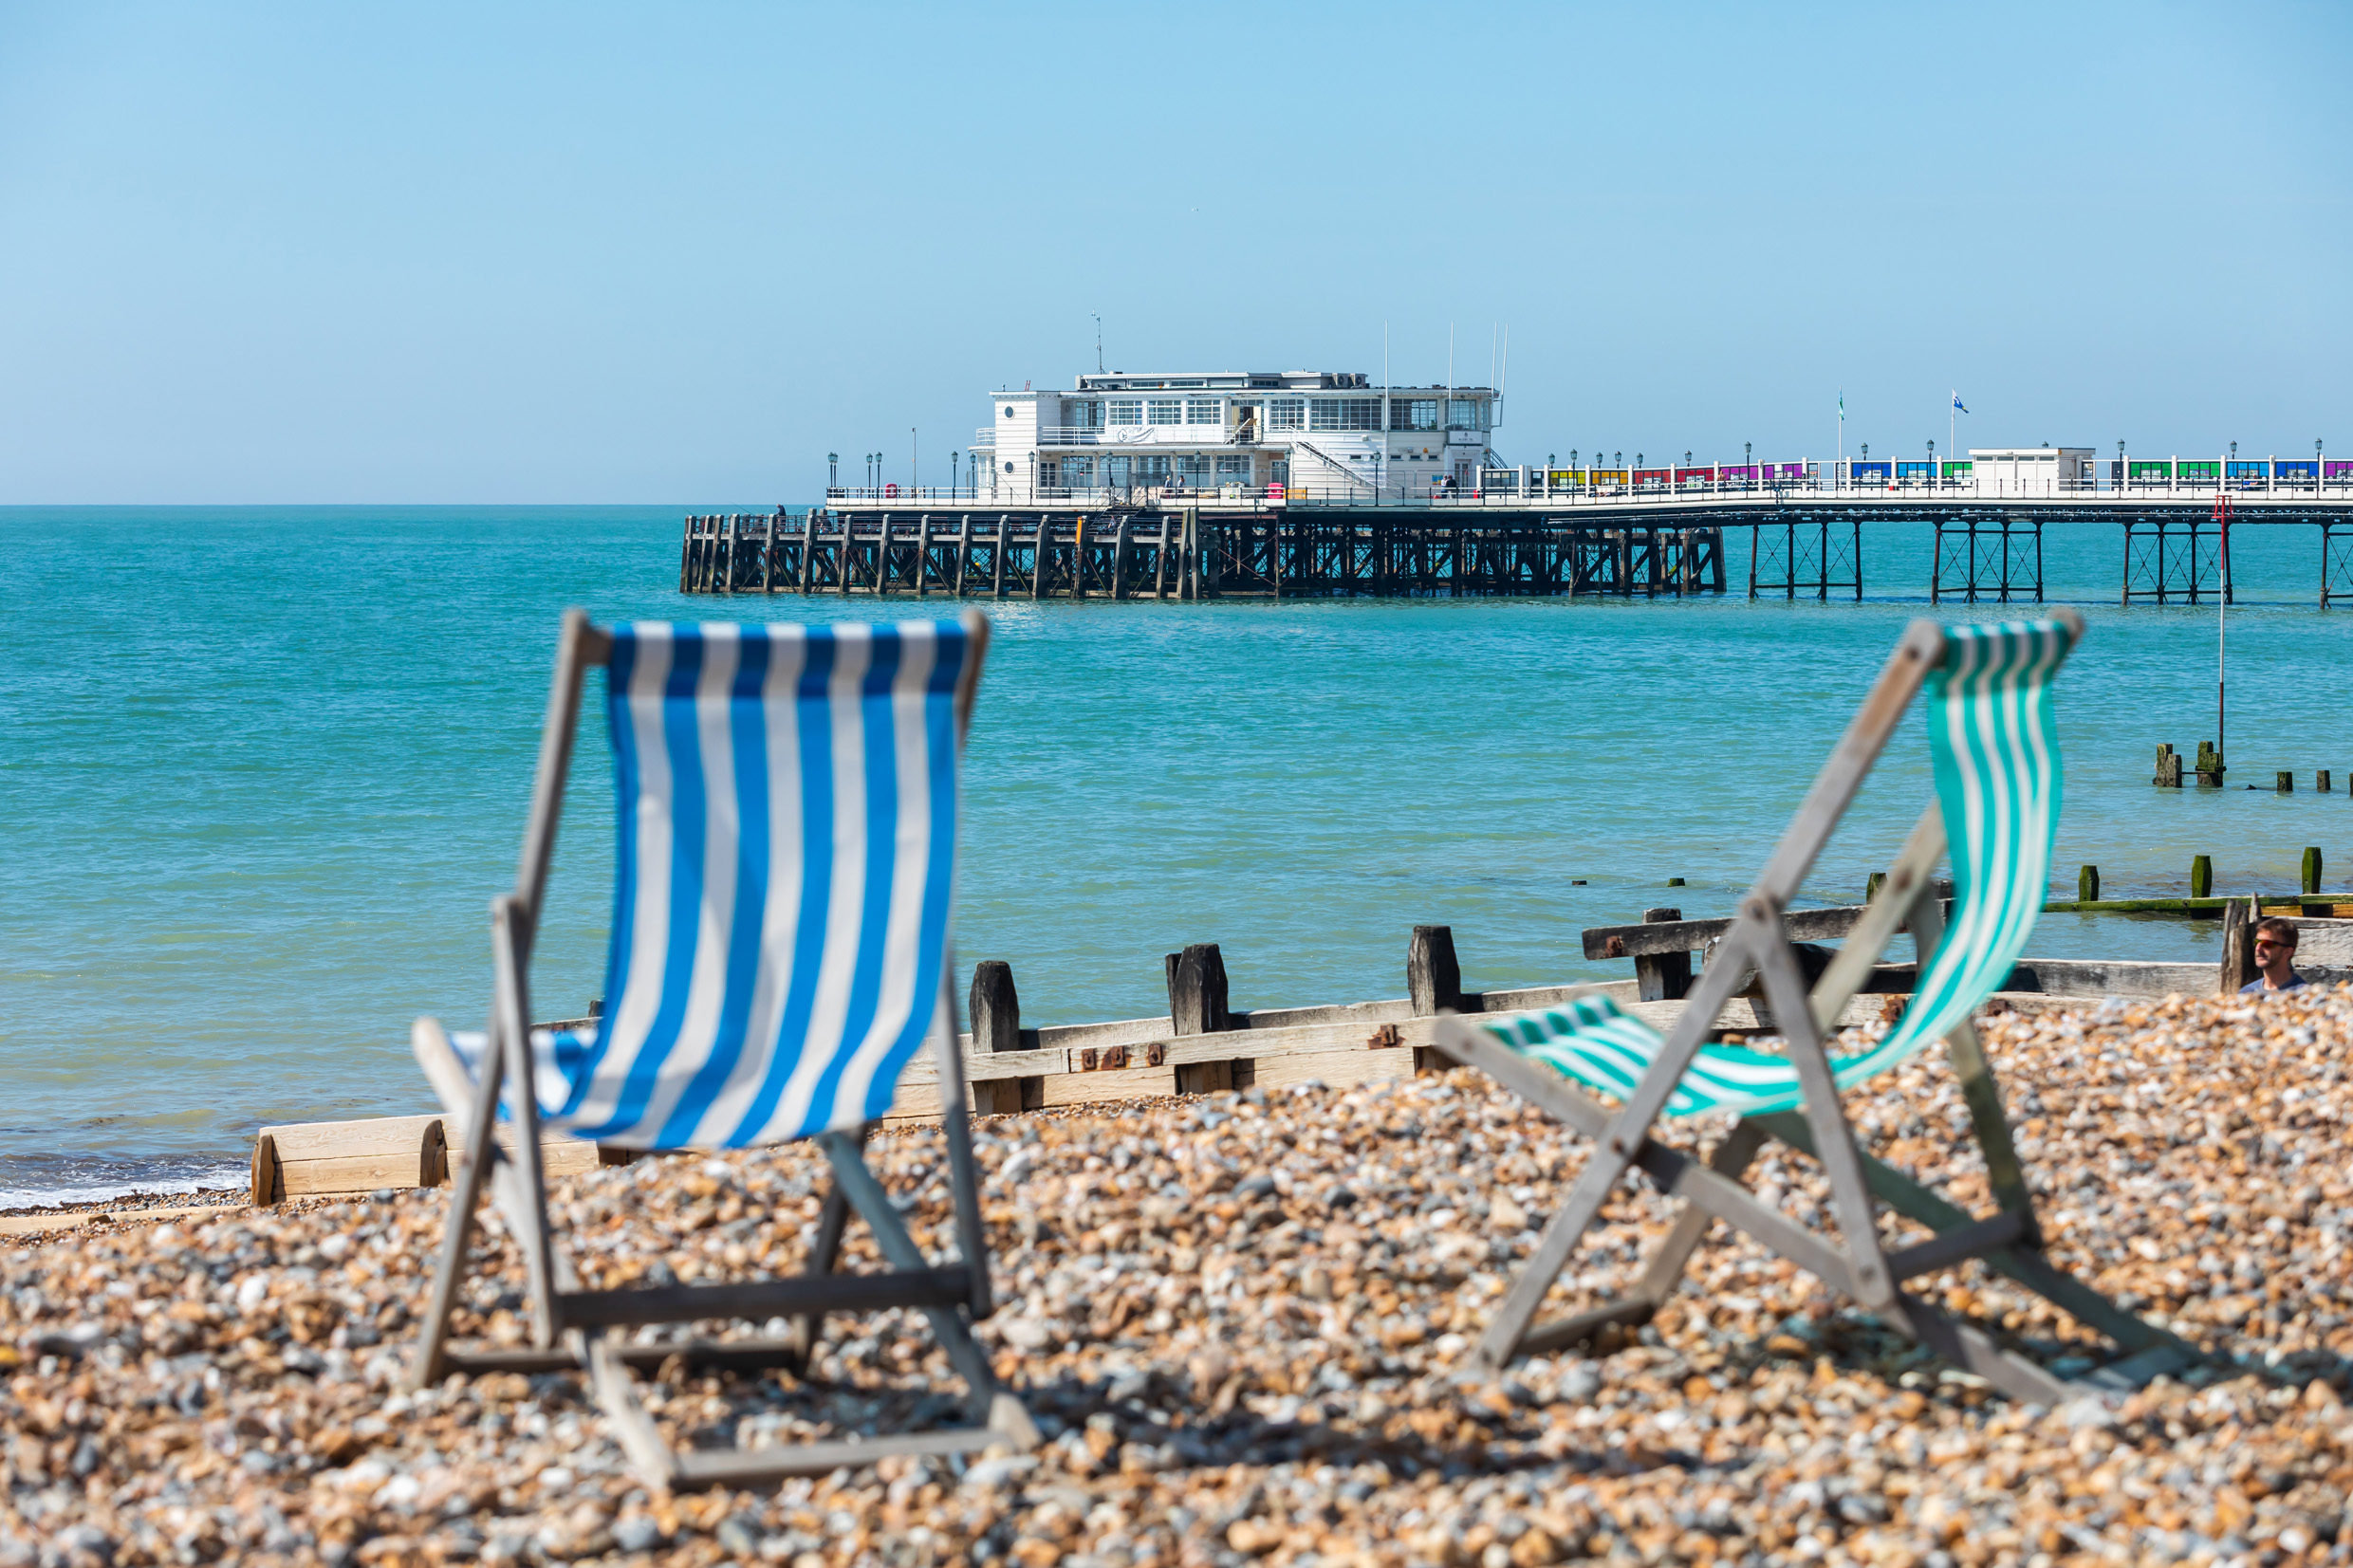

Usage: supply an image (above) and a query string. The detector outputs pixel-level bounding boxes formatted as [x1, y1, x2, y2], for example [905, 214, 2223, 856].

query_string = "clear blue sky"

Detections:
[3, 2, 2346, 503]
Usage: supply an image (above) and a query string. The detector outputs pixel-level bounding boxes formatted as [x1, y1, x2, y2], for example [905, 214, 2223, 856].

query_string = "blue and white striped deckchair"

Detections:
[407, 609, 1038, 1486]
[1433, 611, 2196, 1403]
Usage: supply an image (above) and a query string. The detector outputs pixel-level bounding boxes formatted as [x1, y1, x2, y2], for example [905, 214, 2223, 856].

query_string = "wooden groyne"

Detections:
[236, 905, 2333, 1206]
[677, 508, 1729, 600]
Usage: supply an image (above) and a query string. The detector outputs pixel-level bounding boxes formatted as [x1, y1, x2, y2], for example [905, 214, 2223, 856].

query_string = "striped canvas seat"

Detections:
[447, 617, 973, 1150]
[1483, 617, 2072, 1117]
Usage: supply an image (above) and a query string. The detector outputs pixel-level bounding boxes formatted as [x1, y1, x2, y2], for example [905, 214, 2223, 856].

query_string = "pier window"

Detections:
[1310, 397, 1381, 432]
[1147, 398, 1183, 425]
[1446, 399, 1486, 430]
[1393, 398, 1439, 431]
[1178, 455, 1212, 480]
[1268, 397, 1306, 431]
[1214, 454, 1250, 476]
[1066, 400, 1103, 430]
[1108, 400, 1142, 426]
[1186, 397, 1221, 425]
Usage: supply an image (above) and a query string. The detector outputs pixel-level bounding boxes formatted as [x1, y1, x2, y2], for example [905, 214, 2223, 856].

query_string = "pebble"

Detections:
[7, 987, 2353, 1565]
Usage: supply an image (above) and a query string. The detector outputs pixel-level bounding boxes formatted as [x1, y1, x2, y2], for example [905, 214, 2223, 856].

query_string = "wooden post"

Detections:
[2155, 743, 2182, 787]
[719, 513, 737, 593]
[2305, 845, 2324, 896]
[1168, 943, 1235, 1093]
[677, 516, 695, 593]
[2322, 769, 2333, 793]
[2077, 865, 2100, 902]
[1112, 517, 1132, 600]
[968, 960, 1036, 1115]
[1072, 513, 1089, 599]
[2220, 897, 2257, 993]
[1154, 514, 1173, 599]
[1407, 925, 1463, 1015]
[2278, 770, 2294, 793]
[2191, 855, 2214, 898]
[991, 514, 1010, 599]
[799, 508, 817, 593]
[1634, 907, 1692, 1002]
[839, 514, 855, 598]
[249, 1132, 281, 1205]
[763, 507, 781, 594]
[1865, 870, 1887, 902]
[915, 514, 934, 597]
[1031, 519, 1048, 600]
[954, 513, 973, 597]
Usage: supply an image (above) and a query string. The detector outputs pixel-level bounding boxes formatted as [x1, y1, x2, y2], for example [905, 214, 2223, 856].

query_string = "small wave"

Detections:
[0, 1158, 250, 1214]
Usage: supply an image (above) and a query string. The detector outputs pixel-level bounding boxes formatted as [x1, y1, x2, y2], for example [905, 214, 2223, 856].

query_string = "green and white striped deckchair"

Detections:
[1433, 611, 2196, 1404]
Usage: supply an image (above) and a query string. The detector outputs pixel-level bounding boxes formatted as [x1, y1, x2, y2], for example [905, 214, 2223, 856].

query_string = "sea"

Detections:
[7, 506, 2349, 1208]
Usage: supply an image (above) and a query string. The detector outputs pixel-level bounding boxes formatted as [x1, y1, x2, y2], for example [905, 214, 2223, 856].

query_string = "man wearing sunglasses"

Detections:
[2240, 917, 2308, 994]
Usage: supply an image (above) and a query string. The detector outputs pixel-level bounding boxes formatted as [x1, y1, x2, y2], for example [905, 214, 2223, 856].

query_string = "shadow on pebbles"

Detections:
[9, 990, 2353, 1566]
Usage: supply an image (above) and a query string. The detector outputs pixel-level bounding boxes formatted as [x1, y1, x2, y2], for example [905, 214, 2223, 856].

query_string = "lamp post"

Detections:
[1927, 438, 1935, 489]
[951, 450, 959, 496]
[828, 452, 838, 491]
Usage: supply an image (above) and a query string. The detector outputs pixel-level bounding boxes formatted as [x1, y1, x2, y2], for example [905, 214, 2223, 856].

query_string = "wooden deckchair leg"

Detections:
[1468, 929, 1765, 1374]
[786, 1177, 853, 1365]
[491, 896, 563, 1348]
[408, 1027, 509, 1392]
[931, 956, 994, 1319]
[1905, 890, 2040, 1238]
[1752, 932, 1900, 1314]
[1752, 1109, 2197, 1365]
[1516, 1119, 1769, 1359]
[819, 1133, 1028, 1436]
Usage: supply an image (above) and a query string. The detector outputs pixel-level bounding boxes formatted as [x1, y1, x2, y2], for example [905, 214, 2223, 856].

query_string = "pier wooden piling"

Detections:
[2078, 865, 2100, 902]
[2306, 846, 2325, 896]
[2193, 855, 2214, 898]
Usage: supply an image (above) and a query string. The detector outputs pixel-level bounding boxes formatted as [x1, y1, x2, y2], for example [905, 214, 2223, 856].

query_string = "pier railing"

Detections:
[834, 470, 2353, 510]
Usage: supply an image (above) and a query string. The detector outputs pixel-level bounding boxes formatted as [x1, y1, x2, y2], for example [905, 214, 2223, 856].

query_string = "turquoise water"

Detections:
[8, 507, 2350, 1204]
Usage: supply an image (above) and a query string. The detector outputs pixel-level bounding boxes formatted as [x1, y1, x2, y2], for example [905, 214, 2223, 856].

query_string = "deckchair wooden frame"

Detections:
[406, 608, 1037, 1485]
[1433, 610, 2198, 1403]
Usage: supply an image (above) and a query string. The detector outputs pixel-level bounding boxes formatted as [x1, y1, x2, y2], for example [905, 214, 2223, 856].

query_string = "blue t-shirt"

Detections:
[2240, 972, 2308, 994]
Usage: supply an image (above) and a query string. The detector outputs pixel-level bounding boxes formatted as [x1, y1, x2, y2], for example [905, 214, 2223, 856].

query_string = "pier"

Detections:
[680, 480, 2353, 603]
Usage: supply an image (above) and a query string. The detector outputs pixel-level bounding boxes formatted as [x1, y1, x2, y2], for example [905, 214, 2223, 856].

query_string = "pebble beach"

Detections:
[9, 990, 2353, 1568]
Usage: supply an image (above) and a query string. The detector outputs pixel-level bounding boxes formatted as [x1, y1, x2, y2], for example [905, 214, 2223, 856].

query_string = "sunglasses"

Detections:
[2255, 939, 2294, 952]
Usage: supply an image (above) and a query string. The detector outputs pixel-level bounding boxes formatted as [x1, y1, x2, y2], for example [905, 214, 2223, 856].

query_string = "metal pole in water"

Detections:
[2215, 489, 2231, 766]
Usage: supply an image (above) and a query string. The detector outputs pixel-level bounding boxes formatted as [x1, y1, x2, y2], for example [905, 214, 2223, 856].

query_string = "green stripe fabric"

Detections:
[1488, 618, 2074, 1118]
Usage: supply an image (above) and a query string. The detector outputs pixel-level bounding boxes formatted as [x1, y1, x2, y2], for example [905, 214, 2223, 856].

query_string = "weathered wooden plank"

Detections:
[1038, 1064, 1176, 1107]
[1584, 904, 1889, 959]
[1248, 1045, 1418, 1094]
[263, 1114, 444, 1162]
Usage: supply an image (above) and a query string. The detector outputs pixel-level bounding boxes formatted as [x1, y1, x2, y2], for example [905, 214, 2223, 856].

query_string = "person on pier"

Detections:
[2241, 917, 2309, 994]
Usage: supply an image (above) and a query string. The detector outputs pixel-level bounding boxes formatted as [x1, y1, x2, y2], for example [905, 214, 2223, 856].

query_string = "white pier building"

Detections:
[974, 370, 1502, 504]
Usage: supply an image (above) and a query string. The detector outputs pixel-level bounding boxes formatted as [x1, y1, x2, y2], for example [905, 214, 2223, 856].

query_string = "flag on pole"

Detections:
[1953, 392, 1969, 414]
[1838, 393, 1845, 422]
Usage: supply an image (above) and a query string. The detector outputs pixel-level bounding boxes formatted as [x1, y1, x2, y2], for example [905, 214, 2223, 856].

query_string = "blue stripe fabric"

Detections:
[462, 618, 970, 1150]
[1481, 617, 2076, 1120]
